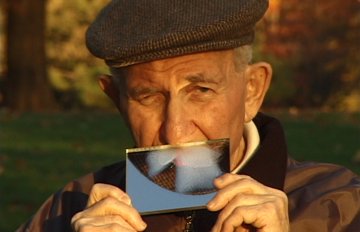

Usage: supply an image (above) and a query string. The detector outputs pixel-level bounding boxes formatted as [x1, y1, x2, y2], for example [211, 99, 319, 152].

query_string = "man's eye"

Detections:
[189, 86, 215, 102]
[137, 93, 164, 106]
[193, 86, 208, 93]
[195, 86, 213, 94]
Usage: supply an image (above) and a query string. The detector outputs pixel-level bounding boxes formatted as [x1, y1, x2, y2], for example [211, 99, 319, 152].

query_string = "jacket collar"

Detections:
[239, 112, 288, 190]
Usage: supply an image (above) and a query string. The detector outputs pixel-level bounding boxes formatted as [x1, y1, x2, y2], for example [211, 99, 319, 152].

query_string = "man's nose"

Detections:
[160, 98, 196, 145]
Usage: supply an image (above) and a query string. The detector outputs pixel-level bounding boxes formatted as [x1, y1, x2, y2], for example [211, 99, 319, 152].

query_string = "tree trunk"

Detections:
[5, 0, 57, 112]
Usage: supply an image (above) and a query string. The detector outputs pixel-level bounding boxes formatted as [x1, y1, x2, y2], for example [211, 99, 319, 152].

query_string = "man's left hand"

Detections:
[207, 174, 289, 232]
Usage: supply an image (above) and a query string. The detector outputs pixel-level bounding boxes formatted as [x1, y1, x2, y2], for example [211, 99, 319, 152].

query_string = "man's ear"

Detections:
[98, 74, 121, 110]
[244, 62, 272, 122]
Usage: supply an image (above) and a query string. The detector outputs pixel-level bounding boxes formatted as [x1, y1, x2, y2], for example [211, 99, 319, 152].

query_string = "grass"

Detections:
[0, 112, 134, 231]
[270, 110, 360, 173]
[0, 110, 359, 231]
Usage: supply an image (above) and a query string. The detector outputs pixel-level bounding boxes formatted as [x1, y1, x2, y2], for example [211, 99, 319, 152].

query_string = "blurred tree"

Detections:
[261, 0, 360, 110]
[5, 0, 57, 112]
[4, 0, 358, 111]
[46, 0, 110, 110]
[0, 0, 5, 71]
[0, 0, 5, 106]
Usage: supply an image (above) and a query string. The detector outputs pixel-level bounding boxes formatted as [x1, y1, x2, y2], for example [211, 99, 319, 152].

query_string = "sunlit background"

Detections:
[0, 0, 359, 112]
[0, 0, 359, 231]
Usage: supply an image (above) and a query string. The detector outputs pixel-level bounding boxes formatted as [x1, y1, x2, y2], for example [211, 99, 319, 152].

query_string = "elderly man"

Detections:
[18, 0, 360, 231]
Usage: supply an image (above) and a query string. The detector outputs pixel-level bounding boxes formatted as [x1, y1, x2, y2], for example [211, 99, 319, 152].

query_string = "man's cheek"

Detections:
[204, 109, 230, 135]
[196, 119, 229, 140]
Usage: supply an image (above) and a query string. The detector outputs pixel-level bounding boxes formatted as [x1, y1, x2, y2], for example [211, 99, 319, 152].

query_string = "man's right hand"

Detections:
[71, 183, 147, 232]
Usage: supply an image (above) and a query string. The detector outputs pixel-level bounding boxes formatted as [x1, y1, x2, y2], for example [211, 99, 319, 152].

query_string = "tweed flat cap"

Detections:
[86, 0, 268, 67]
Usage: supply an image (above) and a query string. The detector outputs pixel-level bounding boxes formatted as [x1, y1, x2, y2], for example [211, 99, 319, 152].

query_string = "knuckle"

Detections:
[78, 224, 93, 232]
[233, 206, 246, 215]
[263, 200, 278, 214]
[236, 174, 253, 181]
[103, 215, 126, 225]
[222, 215, 237, 231]
[273, 190, 288, 207]
[91, 183, 105, 192]
[107, 223, 122, 232]
[105, 196, 118, 205]
[221, 173, 237, 181]
[71, 211, 82, 224]
[222, 173, 233, 178]
[279, 191, 288, 203]
[217, 209, 227, 223]
[71, 211, 87, 231]
[233, 193, 246, 203]
[240, 178, 253, 185]
[78, 222, 124, 232]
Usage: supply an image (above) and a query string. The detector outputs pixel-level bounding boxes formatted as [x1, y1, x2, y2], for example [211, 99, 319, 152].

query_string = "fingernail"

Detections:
[120, 195, 132, 205]
[140, 221, 147, 230]
[207, 201, 216, 210]
[214, 177, 223, 186]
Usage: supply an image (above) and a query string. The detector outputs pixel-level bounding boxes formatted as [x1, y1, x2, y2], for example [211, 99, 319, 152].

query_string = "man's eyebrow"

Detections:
[185, 74, 220, 84]
[129, 86, 158, 97]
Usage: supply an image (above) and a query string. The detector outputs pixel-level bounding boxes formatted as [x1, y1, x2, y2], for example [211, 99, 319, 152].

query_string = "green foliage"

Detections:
[337, 91, 360, 113]
[3, 0, 359, 110]
[46, 0, 110, 109]
[253, 24, 297, 107]
[0, 1, 5, 78]
[255, 52, 297, 107]
[261, 0, 360, 110]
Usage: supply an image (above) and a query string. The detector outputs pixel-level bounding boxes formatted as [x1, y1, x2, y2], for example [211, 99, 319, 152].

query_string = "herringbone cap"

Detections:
[86, 0, 268, 67]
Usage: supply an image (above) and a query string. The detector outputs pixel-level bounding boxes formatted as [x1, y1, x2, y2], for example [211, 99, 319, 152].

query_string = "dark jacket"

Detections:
[17, 113, 360, 231]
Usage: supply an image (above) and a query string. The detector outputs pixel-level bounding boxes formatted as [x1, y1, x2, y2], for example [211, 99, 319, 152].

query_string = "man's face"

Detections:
[119, 50, 250, 168]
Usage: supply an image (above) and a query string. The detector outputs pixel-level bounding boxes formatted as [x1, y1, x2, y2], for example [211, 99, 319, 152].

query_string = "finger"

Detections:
[214, 174, 264, 191]
[77, 223, 136, 232]
[216, 194, 276, 227]
[212, 205, 265, 232]
[72, 215, 137, 232]
[212, 195, 288, 232]
[87, 183, 131, 206]
[222, 205, 260, 232]
[212, 195, 274, 232]
[221, 204, 284, 232]
[72, 196, 146, 231]
[208, 175, 270, 211]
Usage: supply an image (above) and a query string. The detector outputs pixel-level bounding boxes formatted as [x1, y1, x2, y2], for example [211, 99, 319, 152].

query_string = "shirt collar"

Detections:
[231, 120, 260, 174]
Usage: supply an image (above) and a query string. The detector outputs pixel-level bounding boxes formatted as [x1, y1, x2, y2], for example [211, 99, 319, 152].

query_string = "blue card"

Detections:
[126, 138, 230, 215]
